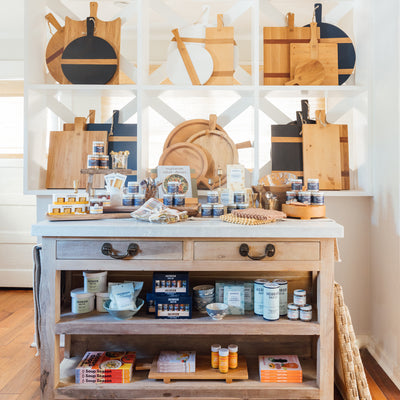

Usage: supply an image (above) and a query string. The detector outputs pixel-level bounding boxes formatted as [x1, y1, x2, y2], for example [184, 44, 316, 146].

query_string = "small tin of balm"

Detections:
[297, 191, 311, 205]
[236, 203, 249, 210]
[122, 194, 134, 206]
[71, 288, 95, 314]
[48, 204, 62, 214]
[73, 205, 86, 214]
[167, 181, 179, 194]
[300, 304, 313, 322]
[127, 182, 139, 194]
[287, 303, 299, 320]
[312, 192, 325, 205]
[133, 194, 145, 206]
[307, 178, 319, 191]
[286, 191, 297, 204]
[163, 194, 173, 206]
[263, 282, 280, 321]
[293, 289, 307, 307]
[52, 194, 66, 204]
[291, 179, 303, 191]
[233, 191, 246, 204]
[87, 154, 99, 169]
[201, 204, 213, 217]
[173, 194, 185, 207]
[92, 141, 105, 155]
[213, 204, 224, 218]
[67, 195, 77, 203]
[273, 279, 288, 316]
[89, 198, 103, 214]
[254, 278, 270, 316]
[77, 194, 89, 203]
[227, 204, 237, 214]
[207, 191, 219, 204]
[62, 205, 73, 214]
[98, 155, 109, 169]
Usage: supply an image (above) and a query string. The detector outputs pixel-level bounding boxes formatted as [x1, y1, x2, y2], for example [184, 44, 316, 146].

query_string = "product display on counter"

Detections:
[153, 272, 189, 295]
[155, 295, 192, 319]
[75, 351, 136, 384]
[259, 355, 302, 383]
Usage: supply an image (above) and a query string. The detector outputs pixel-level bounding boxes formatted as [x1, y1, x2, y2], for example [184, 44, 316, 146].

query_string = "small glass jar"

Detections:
[227, 204, 237, 214]
[312, 192, 325, 205]
[236, 203, 249, 210]
[211, 344, 221, 369]
[293, 289, 307, 307]
[286, 191, 297, 204]
[127, 182, 140, 194]
[89, 198, 103, 214]
[133, 194, 145, 207]
[122, 194, 134, 206]
[307, 178, 319, 191]
[201, 204, 213, 217]
[300, 304, 313, 322]
[233, 191, 246, 204]
[98, 155, 109, 169]
[111, 152, 128, 169]
[213, 204, 224, 218]
[163, 193, 173, 206]
[87, 154, 99, 169]
[287, 303, 299, 320]
[207, 191, 219, 204]
[291, 179, 303, 191]
[297, 191, 311, 205]
[218, 348, 229, 374]
[173, 194, 185, 207]
[92, 141, 105, 155]
[228, 344, 238, 369]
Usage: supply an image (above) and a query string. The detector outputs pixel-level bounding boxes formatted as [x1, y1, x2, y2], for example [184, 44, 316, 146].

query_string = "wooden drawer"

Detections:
[194, 241, 320, 261]
[56, 240, 183, 260]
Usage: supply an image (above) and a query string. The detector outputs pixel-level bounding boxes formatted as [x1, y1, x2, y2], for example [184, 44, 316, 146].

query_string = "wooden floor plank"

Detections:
[365, 368, 387, 400]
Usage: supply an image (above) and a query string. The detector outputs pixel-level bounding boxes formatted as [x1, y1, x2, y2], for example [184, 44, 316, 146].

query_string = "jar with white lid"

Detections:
[96, 292, 110, 312]
[71, 288, 95, 314]
[83, 271, 107, 293]
[300, 304, 313, 322]
[287, 303, 299, 320]
[293, 289, 307, 306]
[307, 178, 319, 191]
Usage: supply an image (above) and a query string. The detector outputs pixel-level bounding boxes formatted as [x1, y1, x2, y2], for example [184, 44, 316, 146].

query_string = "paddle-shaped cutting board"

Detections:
[290, 22, 338, 85]
[302, 110, 342, 190]
[45, 13, 65, 83]
[46, 117, 108, 189]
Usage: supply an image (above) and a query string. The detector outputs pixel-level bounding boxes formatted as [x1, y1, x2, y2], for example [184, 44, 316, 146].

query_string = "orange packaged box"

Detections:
[259, 355, 302, 383]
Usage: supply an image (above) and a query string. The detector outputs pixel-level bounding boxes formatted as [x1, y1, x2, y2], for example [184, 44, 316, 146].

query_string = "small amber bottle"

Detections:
[228, 344, 238, 369]
[211, 344, 221, 369]
[218, 348, 229, 374]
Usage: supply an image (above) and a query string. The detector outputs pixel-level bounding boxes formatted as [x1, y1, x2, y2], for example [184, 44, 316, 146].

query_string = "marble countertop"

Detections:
[32, 217, 344, 238]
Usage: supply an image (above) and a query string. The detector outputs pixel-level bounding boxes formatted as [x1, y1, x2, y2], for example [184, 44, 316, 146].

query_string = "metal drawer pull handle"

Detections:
[239, 243, 275, 260]
[101, 243, 139, 259]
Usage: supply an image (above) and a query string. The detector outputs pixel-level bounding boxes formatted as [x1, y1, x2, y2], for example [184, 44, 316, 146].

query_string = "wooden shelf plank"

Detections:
[57, 357, 319, 399]
[56, 311, 320, 336]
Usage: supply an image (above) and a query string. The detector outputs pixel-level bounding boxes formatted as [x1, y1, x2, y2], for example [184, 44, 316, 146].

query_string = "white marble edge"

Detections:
[32, 218, 344, 238]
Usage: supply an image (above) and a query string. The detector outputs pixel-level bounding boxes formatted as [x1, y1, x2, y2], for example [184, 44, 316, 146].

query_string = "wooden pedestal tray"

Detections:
[282, 203, 326, 220]
[148, 355, 248, 384]
[46, 212, 131, 221]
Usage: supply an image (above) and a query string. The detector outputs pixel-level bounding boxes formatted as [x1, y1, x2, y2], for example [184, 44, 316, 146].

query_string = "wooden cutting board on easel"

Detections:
[302, 110, 342, 190]
[46, 117, 108, 189]
[290, 22, 338, 85]
[263, 13, 320, 85]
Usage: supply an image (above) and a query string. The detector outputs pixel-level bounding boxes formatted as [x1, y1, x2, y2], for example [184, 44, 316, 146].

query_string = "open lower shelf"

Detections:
[57, 356, 318, 399]
[56, 310, 319, 336]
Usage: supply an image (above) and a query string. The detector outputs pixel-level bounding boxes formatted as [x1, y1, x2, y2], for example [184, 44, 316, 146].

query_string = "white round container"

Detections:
[96, 292, 110, 313]
[254, 279, 269, 316]
[71, 288, 95, 314]
[293, 289, 307, 307]
[83, 271, 107, 293]
[263, 282, 280, 321]
[300, 304, 313, 322]
[273, 279, 288, 316]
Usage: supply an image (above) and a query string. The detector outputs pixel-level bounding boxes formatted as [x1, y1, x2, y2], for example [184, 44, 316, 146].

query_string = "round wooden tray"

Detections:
[282, 203, 326, 220]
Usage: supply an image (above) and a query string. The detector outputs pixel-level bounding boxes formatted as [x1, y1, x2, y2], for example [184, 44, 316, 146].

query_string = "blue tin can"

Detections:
[311, 192, 324, 205]
[173, 194, 185, 206]
[201, 204, 213, 217]
[307, 178, 319, 191]
[163, 194, 173, 206]
[207, 191, 219, 204]
[212, 204, 224, 218]
[133, 194, 145, 206]
[291, 179, 303, 191]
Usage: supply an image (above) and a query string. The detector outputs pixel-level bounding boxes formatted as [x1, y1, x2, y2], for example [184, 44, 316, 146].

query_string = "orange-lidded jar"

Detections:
[218, 348, 229, 373]
[228, 344, 238, 369]
[211, 344, 221, 369]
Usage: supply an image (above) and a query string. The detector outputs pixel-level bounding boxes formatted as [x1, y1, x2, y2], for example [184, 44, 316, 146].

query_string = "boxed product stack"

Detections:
[259, 355, 302, 383]
[146, 272, 192, 319]
[75, 351, 136, 384]
[48, 192, 89, 215]
[157, 351, 196, 373]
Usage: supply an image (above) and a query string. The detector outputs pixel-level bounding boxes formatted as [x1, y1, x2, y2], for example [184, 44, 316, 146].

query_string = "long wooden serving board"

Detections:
[46, 213, 132, 221]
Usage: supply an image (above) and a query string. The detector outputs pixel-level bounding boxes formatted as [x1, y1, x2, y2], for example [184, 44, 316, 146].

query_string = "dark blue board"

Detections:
[87, 110, 137, 184]
[305, 3, 356, 85]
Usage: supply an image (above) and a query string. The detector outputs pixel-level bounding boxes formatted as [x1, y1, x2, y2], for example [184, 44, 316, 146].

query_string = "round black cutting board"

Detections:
[305, 3, 356, 85]
[61, 17, 117, 84]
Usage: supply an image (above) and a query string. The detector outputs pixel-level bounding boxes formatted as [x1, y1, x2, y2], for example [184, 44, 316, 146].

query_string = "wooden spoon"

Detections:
[285, 59, 325, 85]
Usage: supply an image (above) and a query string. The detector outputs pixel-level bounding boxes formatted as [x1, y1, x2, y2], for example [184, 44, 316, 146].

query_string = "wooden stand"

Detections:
[149, 355, 248, 384]
[282, 204, 326, 220]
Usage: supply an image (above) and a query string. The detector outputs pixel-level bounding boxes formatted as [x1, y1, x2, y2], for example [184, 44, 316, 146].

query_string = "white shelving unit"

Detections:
[24, 0, 371, 196]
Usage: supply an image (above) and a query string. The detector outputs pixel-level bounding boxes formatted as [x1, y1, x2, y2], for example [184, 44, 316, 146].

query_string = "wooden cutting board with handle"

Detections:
[290, 22, 338, 85]
[45, 13, 65, 83]
[62, 2, 121, 84]
[263, 13, 320, 85]
[302, 110, 342, 190]
[46, 117, 108, 189]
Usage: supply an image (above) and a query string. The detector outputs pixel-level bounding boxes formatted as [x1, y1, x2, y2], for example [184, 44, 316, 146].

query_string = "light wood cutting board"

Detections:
[290, 22, 338, 85]
[302, 110, 342, 190]
[46, 117, 108, 189]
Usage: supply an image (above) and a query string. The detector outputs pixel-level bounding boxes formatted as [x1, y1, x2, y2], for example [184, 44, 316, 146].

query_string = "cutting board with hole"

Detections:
[45, 13, 65, 83]
[302, 110, 342, 190]
[290, 22, 338, 85]
[46, 117, 108, 189]
[263, 13, 320, 85]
